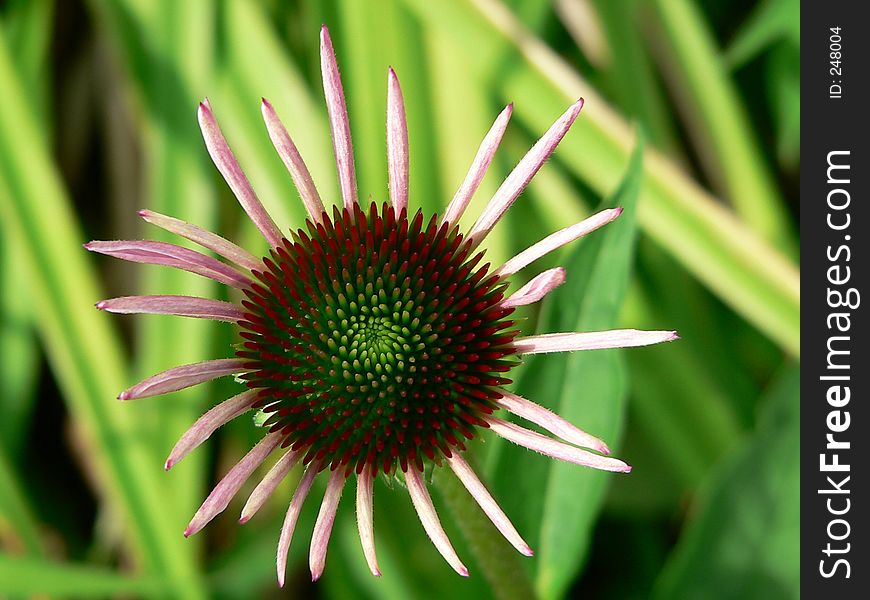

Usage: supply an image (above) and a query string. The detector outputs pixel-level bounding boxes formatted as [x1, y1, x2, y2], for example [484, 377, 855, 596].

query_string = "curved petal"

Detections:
[495, 390, 610, 454]
[277, 464, 320, 588]
[84, 240, 252, 288]
[356, 467, 381, 576]
[165, 389, 259, 470]
[320, 26, 358, 212]
[138, 209, 261, 271]
[185, 432, 284, 537]
[405, 467, 469, 576]
[468, 99, 584, 246]
[96, 295, 245, 322]
[387, 68, 409, 216]
[495, 207, 623, 277]
[118, 358, 248, 400]
[487, 417, 631, 473]
[241, 448, 301, 523]
[513, 329, 679, 355]
[500, 267, 565, 308]
[310, 469, 346, 581]
[446, 452, 532, 556]
[198, 100, 284, 248]
[441, 104, 513, 226]
[261, 99, 326, 223]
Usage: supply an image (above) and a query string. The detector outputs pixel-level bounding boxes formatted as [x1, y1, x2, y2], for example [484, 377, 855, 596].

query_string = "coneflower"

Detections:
[87, 26, 676, 585]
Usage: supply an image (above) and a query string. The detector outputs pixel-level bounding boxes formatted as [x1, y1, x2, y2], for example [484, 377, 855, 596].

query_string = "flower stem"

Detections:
[434, 463, 538, 600]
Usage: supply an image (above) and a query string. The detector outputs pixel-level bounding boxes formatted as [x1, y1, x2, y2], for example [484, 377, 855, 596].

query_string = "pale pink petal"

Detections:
[386, 68, 409, 215]
[495, 207, 623, 277]
[310, 469, 346, 581]
[468, 99, 584, 245]
[441, 104, 513, 226]
[513, 329, 679, 355]
[240, 448, 302, 523]
[261, 99, 326, 223]
[118, 358, 248, 400]
[405, 468, 469, 577]
[445, 453, 532, 556]
[495, 390, 610, 454]
[487, 417, 631, 473]
[165, 389, 259, 470]
[356, 467, 380, 576]
[96, 295, 245, 322]
[320, 26, 358, 212]
[500, 268, 565, 308]
[198, 100, 284, 248]
[84, 240, 252, 288]
[277, 464, 320, 588]
[138, 209, 261, 271]
[185, 432, 283, 537]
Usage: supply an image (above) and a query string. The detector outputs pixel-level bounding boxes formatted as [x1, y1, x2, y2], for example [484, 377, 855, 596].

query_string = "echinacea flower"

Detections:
[87, 26, 676, 585]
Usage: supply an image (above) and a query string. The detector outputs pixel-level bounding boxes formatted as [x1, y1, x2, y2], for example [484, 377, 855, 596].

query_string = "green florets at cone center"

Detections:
[236, 202, 519, 475]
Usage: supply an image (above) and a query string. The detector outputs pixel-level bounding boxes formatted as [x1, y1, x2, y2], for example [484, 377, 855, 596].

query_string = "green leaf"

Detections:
[654, 365, 800, 600]
[490, 137, 644, 600]
[0, 554, 166, 598]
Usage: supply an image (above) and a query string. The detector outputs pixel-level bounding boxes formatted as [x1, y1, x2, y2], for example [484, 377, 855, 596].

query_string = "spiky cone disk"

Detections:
[238, 201, 518, 476]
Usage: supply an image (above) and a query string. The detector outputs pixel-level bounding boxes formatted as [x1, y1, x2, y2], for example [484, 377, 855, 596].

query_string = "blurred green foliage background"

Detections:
[0, 0, 798, 598]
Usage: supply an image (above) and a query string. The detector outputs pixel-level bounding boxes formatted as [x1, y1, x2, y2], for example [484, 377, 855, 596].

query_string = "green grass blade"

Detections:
[0, 30, 205, 599]
[648, 0, 795, 253]
[653, 365, 799, 599]
[399, 0, 799, 357]
[0, 554, 167, 598]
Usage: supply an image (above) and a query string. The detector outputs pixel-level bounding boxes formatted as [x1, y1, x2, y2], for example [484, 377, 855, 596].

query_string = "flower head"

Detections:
[87, 26, 676, 584]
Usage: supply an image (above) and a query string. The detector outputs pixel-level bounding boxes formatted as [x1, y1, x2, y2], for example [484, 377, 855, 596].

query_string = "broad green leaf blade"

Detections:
[654, 365, 800, 600]
[490, 138, 644, 600]
[0, 555, 166, 598]
[399, 0, 799, 357]
[0, 30, 205, 600]
[536, 139, 644, 599]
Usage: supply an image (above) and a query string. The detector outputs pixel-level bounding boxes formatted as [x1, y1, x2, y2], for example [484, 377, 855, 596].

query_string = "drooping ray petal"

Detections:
[138, 209, 261, 271]
[356, 467, 380, 576]
[118, 358, 248, 400]
[96, 295, 245, 323]
[320, 26, 358, 212]
[261, 99, 326, 222]
[277, 464, 320, 588]
[441, 104, 513, 226]
[495, 390, 610, 454]
[405, 468, 469, 577]
[198, 100, 284, 248]
[185, 432, 284, 537]
[240, 448, 301, 523]
[310, 469, 346, 581]
[386, 67, 409, 215]
[165, 389, 259, 470]
[84, 240, 252, 289]
[500, 267, 566, 308]
[487, 417, 631, 473]
[495, 207, 623, 277]
[513, 329, 679, 355]
[445, 453, 533, 556]
[468, 99, 584, 245]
